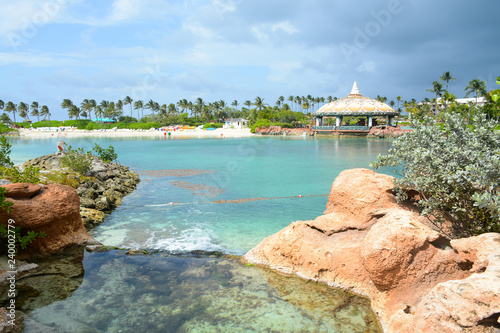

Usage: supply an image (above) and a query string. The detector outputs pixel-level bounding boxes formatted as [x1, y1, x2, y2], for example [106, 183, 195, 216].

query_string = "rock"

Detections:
[2, 183, 42, 198]
[21, 153, 140, 229]
[80, 208, 105, 229]
[0, 184, 99, 258]
[94, 196, 111, 211]
[0, 307, 23, 333]
[245, 168, 500, 333]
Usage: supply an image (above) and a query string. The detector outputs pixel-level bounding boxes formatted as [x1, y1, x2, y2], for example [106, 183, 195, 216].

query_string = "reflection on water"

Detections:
[22, 250, 381, 333]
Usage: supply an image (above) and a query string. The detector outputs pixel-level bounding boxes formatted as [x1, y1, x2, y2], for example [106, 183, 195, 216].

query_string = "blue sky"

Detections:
[1, 0, 499, 120]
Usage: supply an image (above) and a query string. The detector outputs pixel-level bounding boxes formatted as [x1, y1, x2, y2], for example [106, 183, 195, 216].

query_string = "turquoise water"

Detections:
[7, 136, 393, 332]
[9, 136, 394, 254]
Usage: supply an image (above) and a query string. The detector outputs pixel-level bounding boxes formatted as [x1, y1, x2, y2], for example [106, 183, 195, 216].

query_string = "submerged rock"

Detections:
[245, 168, 500, 333]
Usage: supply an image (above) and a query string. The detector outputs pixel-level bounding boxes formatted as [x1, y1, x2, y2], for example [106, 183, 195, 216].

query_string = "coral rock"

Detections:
[245, 168, 500, 332]
[2, 183, 42, 198]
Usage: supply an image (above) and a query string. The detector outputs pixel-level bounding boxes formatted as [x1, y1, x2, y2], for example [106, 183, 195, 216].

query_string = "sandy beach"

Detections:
[18, 127, 254, 139]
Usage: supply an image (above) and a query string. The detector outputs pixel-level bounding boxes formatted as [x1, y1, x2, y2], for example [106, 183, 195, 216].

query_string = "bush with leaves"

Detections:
[371, 112, 500, 237]
[92, 143, 117, 163]
[0, 225, 47, 252]
[60, 145, 93, 175]
[0, 136, 13, 168]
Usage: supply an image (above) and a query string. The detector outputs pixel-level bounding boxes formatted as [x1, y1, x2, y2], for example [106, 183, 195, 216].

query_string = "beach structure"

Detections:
[312, 82, 398, 135]
[224, 118, 249, 129]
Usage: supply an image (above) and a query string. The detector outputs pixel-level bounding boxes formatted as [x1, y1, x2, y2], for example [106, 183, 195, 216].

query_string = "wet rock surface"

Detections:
[23, 153, 140, 229]
[245, 168, 500, 333]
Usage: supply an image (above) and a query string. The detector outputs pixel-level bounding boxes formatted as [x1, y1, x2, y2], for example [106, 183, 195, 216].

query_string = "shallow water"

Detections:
[8, 136, 395, 254]
[7, 136, 393, 332]
[20, 250, 381, 333]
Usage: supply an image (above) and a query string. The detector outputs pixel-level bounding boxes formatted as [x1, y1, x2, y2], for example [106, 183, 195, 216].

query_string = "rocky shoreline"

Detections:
[245, 169, 500, 333]
[22, 153, 141, 229]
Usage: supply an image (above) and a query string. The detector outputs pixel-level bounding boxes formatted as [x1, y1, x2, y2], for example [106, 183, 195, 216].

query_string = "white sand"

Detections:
[18, 127, 254, 139]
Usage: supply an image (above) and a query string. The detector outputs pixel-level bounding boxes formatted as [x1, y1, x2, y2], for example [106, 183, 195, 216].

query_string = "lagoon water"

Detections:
[8, 136, 394, 332]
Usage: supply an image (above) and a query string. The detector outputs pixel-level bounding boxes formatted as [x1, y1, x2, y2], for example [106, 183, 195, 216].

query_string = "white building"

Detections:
[223, 118, 248, 129]
[426, 97, 486, 114]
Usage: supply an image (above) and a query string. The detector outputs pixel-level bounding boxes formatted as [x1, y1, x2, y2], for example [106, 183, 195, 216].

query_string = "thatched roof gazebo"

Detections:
[312, 82, 398, 134]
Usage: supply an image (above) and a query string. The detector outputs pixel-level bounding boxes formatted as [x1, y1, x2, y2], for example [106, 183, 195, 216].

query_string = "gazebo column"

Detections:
[336, 116, 342, 127]
[368, 116, 373, 127]
[388, 116, 395, 126]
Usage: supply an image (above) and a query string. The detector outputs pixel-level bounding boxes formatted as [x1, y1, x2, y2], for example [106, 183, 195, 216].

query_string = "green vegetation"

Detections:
[60, 145, 94, 175]
[202, 122, 224, 129]
[0, 225, 47, 252]
[92, 143, 118, 163]
[0, 187, 13, 212]
[372, 112, 500, 237]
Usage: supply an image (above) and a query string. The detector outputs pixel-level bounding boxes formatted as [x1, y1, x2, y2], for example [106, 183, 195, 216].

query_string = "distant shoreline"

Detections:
[18, 127, 254, 139]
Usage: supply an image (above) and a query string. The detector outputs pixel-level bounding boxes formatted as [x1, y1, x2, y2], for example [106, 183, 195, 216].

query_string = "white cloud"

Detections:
[271, 21, 298, 34]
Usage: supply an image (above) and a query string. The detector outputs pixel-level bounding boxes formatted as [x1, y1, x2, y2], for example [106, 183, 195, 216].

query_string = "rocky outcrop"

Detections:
[23, 153, 140, 229]
[245, 168, 500, 333]
[255, 126, 310, 136]
[0, 183, 98, 258]
[367, 125, 410, 138]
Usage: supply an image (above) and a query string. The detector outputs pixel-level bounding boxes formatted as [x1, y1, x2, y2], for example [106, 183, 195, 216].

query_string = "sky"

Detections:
[1, 0, 499, 120]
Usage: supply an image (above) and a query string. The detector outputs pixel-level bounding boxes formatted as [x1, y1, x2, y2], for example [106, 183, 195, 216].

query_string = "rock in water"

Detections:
[0, 183, 99, 258]
[245, 168, 500, 332]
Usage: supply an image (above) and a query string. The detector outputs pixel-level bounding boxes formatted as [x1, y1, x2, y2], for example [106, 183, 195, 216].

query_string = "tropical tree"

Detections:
[134, 100, 144, 120]
[144, 99, 156, 119]
[287, 96, 294, 111]
[30, 101, 40, 122]
[0, 100, 4, 112]
[168, 103, 178, 123]
[123, 96, 133, 117]
[80, 99, 93, 120]
[177, 99, 189, 115]
[244, 100, 251, 110]
[40, 105, 50, 127]
[0, 113, 11, 124]
[116, 100, 123, 114]
[439, 71, 456, 91]
[18, 102, 29, 121]
[61, 99, 73, 112]
[426, 81, 445, 116]
[231, 100, 239, 111]
[465, 79, 488, 105]
[252, 96, 266, 112]
[68, 105, 81, 120]
[89, 99, 97, 120]
[396, 96, 402, 112]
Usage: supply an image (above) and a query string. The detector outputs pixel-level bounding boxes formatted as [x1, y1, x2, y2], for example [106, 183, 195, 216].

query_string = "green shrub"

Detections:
[372, 113, 500, 237]
[0, 166, 41, 184]
[92, 144, 117, 163]
[61, 146, 93, 175]
[0, 124, 15, 134]
[0, 187, 13, 212]
[0, 136, 13, 168]
[0, 225, 47, 252]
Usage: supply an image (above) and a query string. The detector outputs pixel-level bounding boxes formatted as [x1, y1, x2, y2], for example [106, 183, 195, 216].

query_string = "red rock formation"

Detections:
[367, 125, 410, 138]
[0, 183, 98, 258]
[245, 169, 500, 332]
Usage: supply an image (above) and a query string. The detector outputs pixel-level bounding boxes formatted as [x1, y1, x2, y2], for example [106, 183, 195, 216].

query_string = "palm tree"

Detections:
[40, 105, 51, 127]
[439, 71, 456, 91]
[30, 101, 40, 122]
[80, 99, 92, 120]
[464, 79, 487, 105]
[5, 102, 17, 122]
[177, 99, 189, 115]
[244, 100, 251, 110]
[0, 100, 4, 113]
[116, 100, 124, 115]
[396, 96, 402, 112]
[252, 96, 266, 112]
[69, 105, 81, 120]
[426, 81, 445, 115]
[231, 100, 239, 111]
[18, 102, 29, 122]
[89, 99, 97, 120]
[287, 96, 294, 111]
[144, 99, 156, 119]
[123, 96, 133, 117]
[194, 98, 205, 120]
[134, 100, 144, 120]
[302, 101, 310, 113]
[61, 99, 73, 113]
[168, 103, 178, 123]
